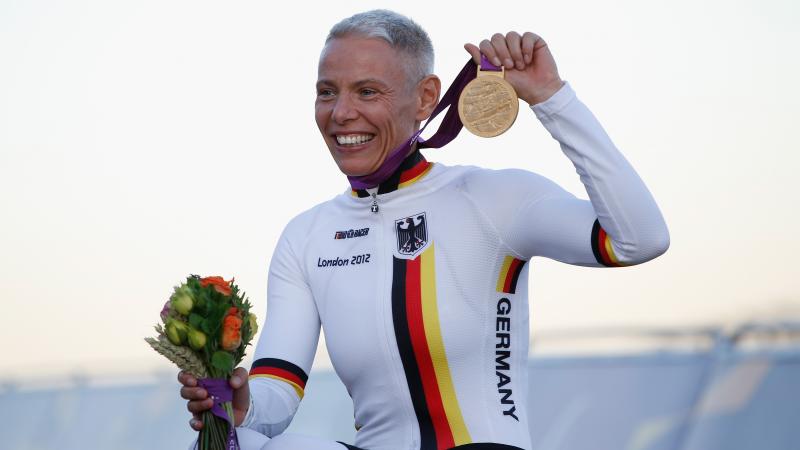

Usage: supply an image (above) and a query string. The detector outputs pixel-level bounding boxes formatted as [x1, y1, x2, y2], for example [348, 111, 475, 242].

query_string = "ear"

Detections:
[415, 74, 441, 122]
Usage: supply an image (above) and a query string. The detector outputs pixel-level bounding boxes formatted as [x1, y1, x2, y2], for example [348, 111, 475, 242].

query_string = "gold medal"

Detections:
[458, 64, 519, 138]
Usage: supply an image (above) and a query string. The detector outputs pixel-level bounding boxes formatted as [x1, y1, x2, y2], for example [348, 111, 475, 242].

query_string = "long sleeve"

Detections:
[240, 219, 320, 436]
[462, 82, 669, 266]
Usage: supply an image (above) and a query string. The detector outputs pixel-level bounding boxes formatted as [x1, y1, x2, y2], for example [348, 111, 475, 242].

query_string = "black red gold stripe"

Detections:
[591, 219, 623, 267]
[353, 150, 431, 197]
[496, 256, 527, 294]
[392, 244, 471, 450]
[249, 358, 308, 398]
[398, 158, 433, 189]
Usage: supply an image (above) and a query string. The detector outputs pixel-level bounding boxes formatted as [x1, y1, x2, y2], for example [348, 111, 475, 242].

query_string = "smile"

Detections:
[336, 134, 375, 146]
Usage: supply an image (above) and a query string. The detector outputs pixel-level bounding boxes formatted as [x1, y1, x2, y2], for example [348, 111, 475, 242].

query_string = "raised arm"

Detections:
[463, 32, 669, 266]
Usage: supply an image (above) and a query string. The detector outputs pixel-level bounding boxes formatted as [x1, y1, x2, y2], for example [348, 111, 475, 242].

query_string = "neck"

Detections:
[347, 130, 422, 191]
[350, 149, 430, 197]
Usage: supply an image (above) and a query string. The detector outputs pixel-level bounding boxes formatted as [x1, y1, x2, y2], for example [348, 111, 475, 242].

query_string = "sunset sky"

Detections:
[1, 0, 798, 379]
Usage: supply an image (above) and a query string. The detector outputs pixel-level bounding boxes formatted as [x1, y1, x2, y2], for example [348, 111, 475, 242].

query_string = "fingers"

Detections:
[466, 32, 541, 70]
[490, 33, 514, 69]
[230, 367, 251, 426]
[521, 32, 539, 64]
[229, 366, 249, 389]
[182, 384, 213, 414]
[190, 415, 203, 431]
[479, 38, 501, 67]
[179, 370, 207, 402]
[177, 370, 197, 387]
[181, 385, 209, 401]
[179, 370, 213, 417]
[187, 397, 213, 414]
[178, 369, 251, 431]
[504, 32, 525, 70]
[463, 43, 482, 65]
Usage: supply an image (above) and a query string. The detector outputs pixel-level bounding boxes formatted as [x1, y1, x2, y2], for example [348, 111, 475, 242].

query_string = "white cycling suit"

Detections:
[214, 82, 669, 450]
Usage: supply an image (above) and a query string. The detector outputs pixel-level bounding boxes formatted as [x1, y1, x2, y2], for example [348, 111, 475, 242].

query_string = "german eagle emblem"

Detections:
[395, 213, 428, 257]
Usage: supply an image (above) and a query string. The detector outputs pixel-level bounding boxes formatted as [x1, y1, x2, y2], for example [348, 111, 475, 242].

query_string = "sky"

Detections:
[1, 0, 799, 379]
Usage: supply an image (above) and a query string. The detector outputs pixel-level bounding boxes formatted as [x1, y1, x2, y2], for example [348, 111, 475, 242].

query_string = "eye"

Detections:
[360, 88, 378, 97]
[317, 88, 335, 99]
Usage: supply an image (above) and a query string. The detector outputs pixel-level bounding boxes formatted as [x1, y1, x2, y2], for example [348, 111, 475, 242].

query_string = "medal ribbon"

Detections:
[347, 56, 501, 190]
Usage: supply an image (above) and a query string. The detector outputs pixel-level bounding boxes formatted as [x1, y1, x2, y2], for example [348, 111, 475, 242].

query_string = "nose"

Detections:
[331, 94, 358, 124]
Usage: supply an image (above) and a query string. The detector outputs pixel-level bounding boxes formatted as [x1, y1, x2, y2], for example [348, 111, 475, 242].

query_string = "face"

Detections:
[315, 36, 425, 177]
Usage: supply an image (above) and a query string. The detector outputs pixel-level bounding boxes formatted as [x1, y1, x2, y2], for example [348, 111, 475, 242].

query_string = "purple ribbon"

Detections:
[198, 378, 239, 450]
[347, 56, 501, 190]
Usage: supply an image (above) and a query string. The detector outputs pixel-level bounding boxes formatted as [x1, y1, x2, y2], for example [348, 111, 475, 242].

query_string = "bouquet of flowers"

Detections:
[145, 275, 257, 450]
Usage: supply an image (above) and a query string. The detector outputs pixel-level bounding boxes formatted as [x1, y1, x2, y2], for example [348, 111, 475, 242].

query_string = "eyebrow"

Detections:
[316, 78, 390, 89]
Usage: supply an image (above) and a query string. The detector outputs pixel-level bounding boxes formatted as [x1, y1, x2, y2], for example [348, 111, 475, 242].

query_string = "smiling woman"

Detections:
[177, 7, 672, 450]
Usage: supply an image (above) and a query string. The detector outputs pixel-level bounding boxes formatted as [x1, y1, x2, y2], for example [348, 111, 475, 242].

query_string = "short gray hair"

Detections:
[326, 9, 434, 85]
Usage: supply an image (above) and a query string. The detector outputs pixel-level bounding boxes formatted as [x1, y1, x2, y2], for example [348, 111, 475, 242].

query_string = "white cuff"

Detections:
[530, 81, 576, 123]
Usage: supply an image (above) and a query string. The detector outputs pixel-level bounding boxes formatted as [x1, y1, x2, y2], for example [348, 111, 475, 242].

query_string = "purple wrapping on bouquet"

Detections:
[198, 378, 239, 450]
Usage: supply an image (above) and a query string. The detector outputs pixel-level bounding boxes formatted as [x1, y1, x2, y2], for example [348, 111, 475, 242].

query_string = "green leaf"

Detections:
[200, 318, 213, 334]
[194, 294, 207, 312]
[211, 351, 234, 374]
[188, 313, 203, 329]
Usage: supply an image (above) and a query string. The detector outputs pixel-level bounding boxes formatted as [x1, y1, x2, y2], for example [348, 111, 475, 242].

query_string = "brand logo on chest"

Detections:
[334, 228, 370, 240]
[395, 212, 429, 257]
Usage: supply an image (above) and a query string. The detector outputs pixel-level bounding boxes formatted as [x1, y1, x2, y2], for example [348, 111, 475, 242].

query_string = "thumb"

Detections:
[230, 367, 250, 425]
[463, 43, 481, 64]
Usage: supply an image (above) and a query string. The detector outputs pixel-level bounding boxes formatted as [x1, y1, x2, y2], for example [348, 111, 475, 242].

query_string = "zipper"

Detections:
[367, 187, 379, 213]
[369, 190, 415, 448]
[365, 187, 417, 448]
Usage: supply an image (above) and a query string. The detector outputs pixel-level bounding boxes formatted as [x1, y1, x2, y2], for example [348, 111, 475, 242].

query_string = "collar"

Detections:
[351, 151, 433, 198]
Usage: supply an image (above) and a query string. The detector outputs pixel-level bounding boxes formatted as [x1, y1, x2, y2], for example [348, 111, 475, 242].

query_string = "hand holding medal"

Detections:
[461, 31, 565, 136]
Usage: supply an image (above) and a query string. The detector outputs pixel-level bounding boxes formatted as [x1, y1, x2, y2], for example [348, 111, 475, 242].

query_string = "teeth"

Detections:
[336, 134, 374, 145]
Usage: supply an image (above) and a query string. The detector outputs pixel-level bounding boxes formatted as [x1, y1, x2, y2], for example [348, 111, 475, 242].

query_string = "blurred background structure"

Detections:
[2, 322, 798, 450]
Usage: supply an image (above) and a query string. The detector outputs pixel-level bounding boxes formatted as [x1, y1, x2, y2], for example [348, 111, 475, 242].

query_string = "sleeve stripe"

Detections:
[249, 373, 305, 398]
[250, 366, 306, 388]
[250, 357, 308, 384]
[591, 219, 623, 267]
[603, 232, 621, 265]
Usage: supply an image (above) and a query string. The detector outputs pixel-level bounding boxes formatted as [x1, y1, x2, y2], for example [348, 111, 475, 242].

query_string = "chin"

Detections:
[337, 163, 374, 177]
[333, 154, 383, 178]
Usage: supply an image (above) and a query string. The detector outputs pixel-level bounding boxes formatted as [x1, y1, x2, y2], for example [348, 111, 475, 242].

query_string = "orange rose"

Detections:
[200, 276, 232, 296]
[221, 307, 243, 351]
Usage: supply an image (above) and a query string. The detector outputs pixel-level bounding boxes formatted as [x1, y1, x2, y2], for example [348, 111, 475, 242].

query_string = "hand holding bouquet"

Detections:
[146, 275, 258, 450]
